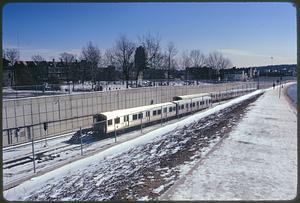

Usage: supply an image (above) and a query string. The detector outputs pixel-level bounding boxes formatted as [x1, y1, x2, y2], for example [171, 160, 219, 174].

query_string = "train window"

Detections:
[158, 109, 162, 115]
[181, 104, 184, 109]
[114, 117, 120, 124]
[186, 104, 189, 108]
[146, 111, 150, 117]
[193, 103, 195, 107]
[124, 115, 129, 122]
[163, 108, 167, 113]
[173, 107, 176, 111]
[108, 119, 112, 126]
[197, 101, 199, 106]
[169, 107, 172, 112]
[133, 114, 138, 120]
[138, 113, 143, 119]
[153, 110, 157, 116]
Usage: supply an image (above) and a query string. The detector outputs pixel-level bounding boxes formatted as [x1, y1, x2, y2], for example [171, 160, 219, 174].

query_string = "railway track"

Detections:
[2, 98, 231, 171]
[3, 143, 84, 169]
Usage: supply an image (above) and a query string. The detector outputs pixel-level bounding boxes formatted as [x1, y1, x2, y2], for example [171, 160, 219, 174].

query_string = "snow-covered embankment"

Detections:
[160, 84, 297, 200]
[4, 89, 264, 200]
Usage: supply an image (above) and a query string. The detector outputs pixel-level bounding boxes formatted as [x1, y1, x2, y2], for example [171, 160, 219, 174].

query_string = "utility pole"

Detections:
[31, 137, 36, 173]
[80, 127, 83, 156]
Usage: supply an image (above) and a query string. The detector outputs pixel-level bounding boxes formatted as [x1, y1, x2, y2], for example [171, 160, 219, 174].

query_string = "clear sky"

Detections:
[3, 2, 296, 67]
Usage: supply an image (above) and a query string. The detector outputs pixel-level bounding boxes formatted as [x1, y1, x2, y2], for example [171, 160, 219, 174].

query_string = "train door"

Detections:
[124, 115, 129, 127]
[176, 103, 179, 116]
[93, 114, 107, 135]
[145, 111, 150, 123]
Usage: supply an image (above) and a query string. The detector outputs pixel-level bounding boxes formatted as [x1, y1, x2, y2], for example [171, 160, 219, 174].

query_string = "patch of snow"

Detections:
[160, 84, 297, 200]
[153, 185, 165, 194]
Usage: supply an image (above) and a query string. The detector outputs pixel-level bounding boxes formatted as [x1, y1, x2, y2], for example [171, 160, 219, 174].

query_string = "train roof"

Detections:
[172, 95, 211, 104]
[173, 93, 210, 100]
[99, 102, 175, 119]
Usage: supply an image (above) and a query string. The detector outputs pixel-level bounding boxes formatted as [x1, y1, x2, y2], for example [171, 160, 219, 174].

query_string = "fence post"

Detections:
[140, 114, 143, 134]
[114, 123, 117, 143]
[80, 127, 83, 156]
[161, 106, 163, 126]
[31, 137, 36, 173]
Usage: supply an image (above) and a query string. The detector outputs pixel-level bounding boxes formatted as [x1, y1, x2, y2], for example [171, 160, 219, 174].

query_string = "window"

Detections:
[114, 117, 120, 124]
[138, 113, 143, 119]
[124, 115, 129, 122]
[193, 103, 195, 107]
[181, 104, 184, 109]
[133, 114, 138, 120]
[163, 108, 167, 113]
[169, 107, 173, 112]
[197, 101, 199, 106]
[158, 109, 162, 115]
[173, 107, 176, 111]
[108, 119, 112, 126]
[190, 103, 192, 107]
[186, 104, 189, 108]
[153, 110, 157, 116]
[146, 111, 150, 117]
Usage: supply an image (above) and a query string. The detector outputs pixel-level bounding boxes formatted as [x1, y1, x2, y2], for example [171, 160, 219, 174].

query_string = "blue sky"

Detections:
[3, 2, 296, 67]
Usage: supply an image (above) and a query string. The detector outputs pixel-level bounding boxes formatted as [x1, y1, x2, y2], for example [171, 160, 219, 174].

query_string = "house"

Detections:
[2, 58, 12, 86]
[221, 67, 249, 81]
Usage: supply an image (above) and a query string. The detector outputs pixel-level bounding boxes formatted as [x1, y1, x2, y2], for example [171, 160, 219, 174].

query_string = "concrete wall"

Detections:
[2, 82, 257, 146]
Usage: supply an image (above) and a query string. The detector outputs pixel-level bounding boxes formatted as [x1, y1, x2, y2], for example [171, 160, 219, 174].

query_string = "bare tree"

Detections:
[81, 42, 101, 86]
[59, 52, 76, 83]
[32, 54, 45, 62]
[190, 49, 206, 68]
[166, 42, 178, 81]
[206, 51, 232, 70]
[5, 48, 20, 86]
[5, 48, 20, 66]
[59, 52, 76, 64]
[103, 48, 117, 67]
[180, 50, 192, 69]
[138, 32, 161, 69]
[113, 35, 136, 88]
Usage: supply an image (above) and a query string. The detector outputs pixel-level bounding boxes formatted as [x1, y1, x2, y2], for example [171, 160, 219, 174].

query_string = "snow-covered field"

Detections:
[3, 90, 263, 200]
[160, 84, 297, 200]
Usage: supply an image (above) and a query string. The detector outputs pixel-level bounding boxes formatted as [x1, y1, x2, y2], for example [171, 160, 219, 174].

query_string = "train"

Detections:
[92, 87, 256, 136]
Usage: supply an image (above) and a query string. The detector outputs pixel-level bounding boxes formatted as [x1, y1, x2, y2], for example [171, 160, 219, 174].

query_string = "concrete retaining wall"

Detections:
[2, 82, 256, 147]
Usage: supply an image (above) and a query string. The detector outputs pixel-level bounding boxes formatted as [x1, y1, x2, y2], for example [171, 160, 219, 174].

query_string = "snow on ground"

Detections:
[3, 119, 182, 187]
[287, 83, 297, 108]
[160, 84, 297, 200]
[3, 90, 263, 200]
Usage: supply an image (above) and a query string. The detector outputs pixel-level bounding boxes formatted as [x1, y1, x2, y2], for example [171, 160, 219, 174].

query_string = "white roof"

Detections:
[172, 95, 211, 104]
[100, 102, 175, 119]
[175, 93, 210, 100]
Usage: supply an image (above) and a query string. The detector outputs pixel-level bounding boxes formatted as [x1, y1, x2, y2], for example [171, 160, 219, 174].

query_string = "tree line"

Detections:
[3, 33, 233, 87]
